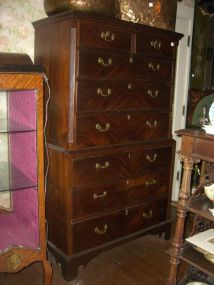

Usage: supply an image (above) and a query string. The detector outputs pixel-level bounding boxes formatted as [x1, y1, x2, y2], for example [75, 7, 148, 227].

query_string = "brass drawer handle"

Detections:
[128, 83, 133, 90]
[146, 120, 157, 128]
[97, 88, 112, 97]
[146, 153, 157, 162]
[98, 57, 112, 67]
[129, 56, 134, 63]
[150, 40, 162, 49]
[93, 191, 107, 200]
[96, 123, 110, 132]
[100, 30, 116, 42]
[142, 210, 153, 219]
[95, 224, 108, 235]
[147, 89, 159, 98]
[95, 161, 110, 170]
[149, 62, 160, 71]
[145, 179, 157, 186]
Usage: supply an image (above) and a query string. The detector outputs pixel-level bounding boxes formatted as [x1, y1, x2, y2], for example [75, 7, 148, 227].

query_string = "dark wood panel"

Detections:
[136, 32, 175, 58]
[78, 51, 173, 81]
[76, 112, 170, 148]
[125, 198, 168, 234]
[72, 209, 126, 252]
[72, 152, 130, 186]
[79, 20, 131, 52]
[76, 80, 171, 111]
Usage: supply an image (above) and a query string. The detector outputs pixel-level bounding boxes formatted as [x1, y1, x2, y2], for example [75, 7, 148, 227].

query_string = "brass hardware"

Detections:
[97, 88, 112, 97]
[146, 153, 157, 162]
[93, 191, 107, 200]
[150, 40, 162, 49]
[125, 208, 129, 216]
[7, 253, 22, 270]
[95, 161, 110, 170]
[128, 153, 131, 159]
[149, 62, 160, 71]
[142, 210, 153, 219]
[94, 224, 108, 235]
[128, 83, 133, 90]
[98, 57, 112, 67]
[96, 123, 110, 132]
[146, 120, 157, 128]
[145, 178, 157, 186]
[100, 30, 116, 42]
[147, 89, 159, 98]
[127, 114, 131, 120]
[129, 56, 134, 63]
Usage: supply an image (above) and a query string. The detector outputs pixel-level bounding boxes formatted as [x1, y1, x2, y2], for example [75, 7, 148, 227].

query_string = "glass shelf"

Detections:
[0, 90, 36, 133]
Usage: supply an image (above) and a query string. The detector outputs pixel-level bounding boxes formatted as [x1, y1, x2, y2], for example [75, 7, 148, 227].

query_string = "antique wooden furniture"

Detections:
[0, 53, 52, 284]
[33, 12, 182, 281]
[168, 129, 214, 284]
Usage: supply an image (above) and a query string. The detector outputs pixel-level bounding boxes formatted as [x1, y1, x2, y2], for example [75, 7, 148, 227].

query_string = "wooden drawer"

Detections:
[76, 112, 170, 148]
[79, 20, 131, 52]
[72, 167, 170, 219]
[72, 181, 126, 218]
[78, 52, 173, 81]
[72, 153, 130, 186]
[126, 167, 170, 204]
[125, 197, 168, 234]
[72, 209, 126, 253]
[136, 33, 175, 58]
[76, 80, 171, 112]
[130, 146, 172, 174]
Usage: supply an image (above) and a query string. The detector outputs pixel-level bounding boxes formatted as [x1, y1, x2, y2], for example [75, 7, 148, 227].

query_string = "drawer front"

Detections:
[78, 52, 172, 81]
[77, 81, 171, 112]
[131, 146, 173, 174]
[76, 112, 170, 148]
[125, 197, 168, 234]
[126, 167, 170, 204]
[72, 181, 126, 218]
[79, 21, 131, 52]
[72, 153, 130, 186]
[72, 167, 170, 219]
[72, 209, 126, 252]
[136, 33, 175, 58]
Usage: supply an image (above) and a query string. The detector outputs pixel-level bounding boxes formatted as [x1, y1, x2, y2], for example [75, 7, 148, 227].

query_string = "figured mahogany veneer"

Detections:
[34, 12, 182, 281]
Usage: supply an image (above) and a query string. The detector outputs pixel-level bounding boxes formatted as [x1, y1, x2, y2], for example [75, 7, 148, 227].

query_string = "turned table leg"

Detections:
[43, 260, 52, 285]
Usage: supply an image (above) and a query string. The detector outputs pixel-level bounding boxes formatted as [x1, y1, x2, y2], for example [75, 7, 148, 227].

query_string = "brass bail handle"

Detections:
[98, 57, 112, 67]
[150, 40, 162, 49]
[147, 89, 159, 98]
[142, 210, 153, 219]
[146, 120, 157, 128]
[149, 62, 160, 71]
[95, 161, 110, 170]
[97, 88, 112, 97]
[96, 122, 110, 132]
[146, 153, 157, 162]
[94, 224, 108, 235]
[100, 30, 116, 42]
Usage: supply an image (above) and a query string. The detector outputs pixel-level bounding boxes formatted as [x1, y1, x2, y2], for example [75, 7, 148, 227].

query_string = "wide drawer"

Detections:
[136, 33, 175, 58]
[72, 197, 168, 252]
[76, 112, 170, 148]
[76, 80, 171, 112]
[78, 51, 173, 81]
[72, 146, 172, 186]
[72, 167, 170, 219]
[79, 20, 131, 52]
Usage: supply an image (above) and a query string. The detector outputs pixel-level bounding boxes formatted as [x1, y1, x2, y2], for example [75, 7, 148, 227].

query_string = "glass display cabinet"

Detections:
[0, 53, 52, 284]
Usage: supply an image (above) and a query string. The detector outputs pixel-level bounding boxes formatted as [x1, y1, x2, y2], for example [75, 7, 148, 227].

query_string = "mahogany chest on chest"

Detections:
[33, 12, 182, 281]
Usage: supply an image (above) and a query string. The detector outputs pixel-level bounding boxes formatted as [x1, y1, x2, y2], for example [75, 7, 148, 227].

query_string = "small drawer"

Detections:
[125, 198, 168, 234]
[136, 33, 176, 58]
[76, 112, 170, 148]
[76, 81, 171, 112]
[72, 153, 130, 186]
[126, 167, 171, 204]
[79, 21, 131, 52]
[72, 181, 126, 218]
[131, 146, 173, 174]
[72, 209, 126, 252]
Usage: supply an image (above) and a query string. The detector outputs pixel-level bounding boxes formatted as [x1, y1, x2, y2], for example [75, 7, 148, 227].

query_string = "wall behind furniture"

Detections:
[0, 0, 46, 61]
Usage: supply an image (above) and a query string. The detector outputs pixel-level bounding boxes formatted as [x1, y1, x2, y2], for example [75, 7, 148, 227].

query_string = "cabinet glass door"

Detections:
[0, 89, 39, 251]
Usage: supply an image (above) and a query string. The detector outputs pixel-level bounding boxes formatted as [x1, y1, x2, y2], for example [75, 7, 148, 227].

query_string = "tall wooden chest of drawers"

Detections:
[33, 12, 182, 281]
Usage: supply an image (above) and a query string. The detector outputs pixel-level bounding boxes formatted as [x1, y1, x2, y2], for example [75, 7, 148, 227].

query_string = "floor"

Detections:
[0, 235, 173, 285]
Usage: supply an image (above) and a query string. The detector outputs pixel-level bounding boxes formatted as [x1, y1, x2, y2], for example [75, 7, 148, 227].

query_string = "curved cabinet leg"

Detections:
[43, 260, 52, 285]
